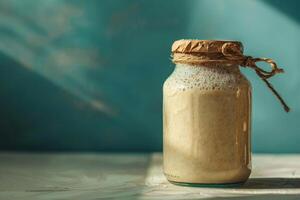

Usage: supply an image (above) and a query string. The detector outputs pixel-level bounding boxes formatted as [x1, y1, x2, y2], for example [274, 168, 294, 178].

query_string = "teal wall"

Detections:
[0, 0, 299, 152]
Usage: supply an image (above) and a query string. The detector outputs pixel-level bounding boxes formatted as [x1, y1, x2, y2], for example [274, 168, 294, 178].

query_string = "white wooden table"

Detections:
[0, 153, 300, 200]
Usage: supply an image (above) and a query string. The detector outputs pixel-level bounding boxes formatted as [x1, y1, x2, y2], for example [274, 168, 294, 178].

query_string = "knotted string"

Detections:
[240, 56, 290, 112]
[221, 42, 290, 112]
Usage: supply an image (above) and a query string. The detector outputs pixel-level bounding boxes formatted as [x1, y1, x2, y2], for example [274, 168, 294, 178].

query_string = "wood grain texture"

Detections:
[0, 153, 300, 200]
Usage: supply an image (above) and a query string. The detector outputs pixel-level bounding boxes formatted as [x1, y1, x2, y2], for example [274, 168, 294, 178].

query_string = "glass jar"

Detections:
[163, 40, 289, 186]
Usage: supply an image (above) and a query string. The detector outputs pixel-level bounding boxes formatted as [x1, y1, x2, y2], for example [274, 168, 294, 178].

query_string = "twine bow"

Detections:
[221, 43, 290, 112]
[240, 56, 290, 112]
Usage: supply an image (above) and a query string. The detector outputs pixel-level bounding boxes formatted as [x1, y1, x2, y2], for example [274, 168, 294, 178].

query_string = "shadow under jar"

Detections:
[163, 40, 289, 187]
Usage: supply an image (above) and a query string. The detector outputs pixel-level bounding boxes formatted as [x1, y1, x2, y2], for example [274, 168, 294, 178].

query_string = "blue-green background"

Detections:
[0, 0, 299, 152]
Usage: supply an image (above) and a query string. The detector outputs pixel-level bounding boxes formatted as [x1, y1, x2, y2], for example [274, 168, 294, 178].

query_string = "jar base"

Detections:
[168, 180, 246, 188]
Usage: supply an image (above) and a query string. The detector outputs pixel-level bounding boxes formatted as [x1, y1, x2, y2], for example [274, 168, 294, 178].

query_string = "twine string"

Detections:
[240, 56, 290, 112]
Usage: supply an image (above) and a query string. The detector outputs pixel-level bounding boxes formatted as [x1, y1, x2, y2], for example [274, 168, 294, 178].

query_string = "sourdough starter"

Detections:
[163, 64, 251, 184]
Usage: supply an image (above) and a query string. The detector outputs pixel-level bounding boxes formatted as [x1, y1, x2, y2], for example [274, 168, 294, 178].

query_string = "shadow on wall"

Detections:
[262, 0, 300, 23]
[0, 50, 172, 151]
[0, 51, 114, 151]
[0, 0, 191, 152]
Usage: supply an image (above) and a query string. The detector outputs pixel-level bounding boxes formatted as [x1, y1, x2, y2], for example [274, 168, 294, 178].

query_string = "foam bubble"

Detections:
[164, 64, 247, 92]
